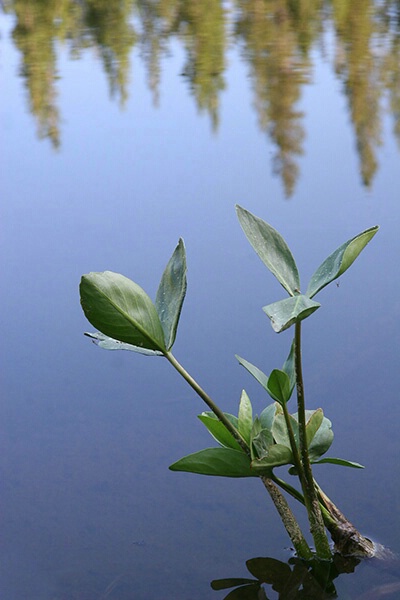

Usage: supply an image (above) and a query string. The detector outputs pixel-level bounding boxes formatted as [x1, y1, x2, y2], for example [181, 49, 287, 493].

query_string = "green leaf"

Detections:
[263, 295, 321, 333]
[236, 355, 269, 391]
[221, 584, 264, 600]
[155, 239, 187, 350]
[80, 271, 166, 352]
[198, 413, 242, 451]
[306, 226, 379, 298]
[238, 390, 253, 444]
[84, 332, 163, 355]
[259, 403, 277, 431]
[251, 444, 293, 473]
[210, 579, 258, 591]
[252, 428, 274, 459]
[306, 412, 334, 461]
[169, 447, 256, 478]
[266, 369, 292, 405]
[236, 205, 300, 296]
[272, 413, 299, 448]
[312, 457, 364, 469]
[306, 408, 324, 447]
[250, 417, 262, 460]
[282, 341, 296, 393]
[247, 557, 291, 585]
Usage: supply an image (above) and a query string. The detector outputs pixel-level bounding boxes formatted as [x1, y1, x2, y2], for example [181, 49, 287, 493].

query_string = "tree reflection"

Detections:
[3, 0, 400, 194]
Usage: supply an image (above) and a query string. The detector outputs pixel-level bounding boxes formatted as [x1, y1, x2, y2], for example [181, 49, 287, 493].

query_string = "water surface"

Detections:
[2, 2, 400, 598]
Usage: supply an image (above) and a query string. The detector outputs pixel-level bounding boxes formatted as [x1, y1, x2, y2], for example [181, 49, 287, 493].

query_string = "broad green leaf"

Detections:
[266, 369, 292, 405]
[282, 341, 296, 393]
[259, 403, 277, 431]
[169, 447, 256, 478]
[252, 428, 274, 459]
[312, 457, 364, 469]
[155, 238, 187, 350]
[84, 332, 163, 355]
[236, 355, 269, 391]
[211, 579, 258, 591]
[236, 205, 300, 296]
[198, 413, 242, 451]
[306, 408, 324, 447]
[306, 226, 379, 298]
[80, 272, 166, 352]
[251, 444, 293, 472]
[263, 295, 321, 333]
[238, 390, 253, 444]
[272, 413, 299, 448]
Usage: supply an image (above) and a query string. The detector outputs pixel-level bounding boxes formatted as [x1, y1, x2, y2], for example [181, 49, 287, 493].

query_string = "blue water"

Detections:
[1, 3, 400, 598]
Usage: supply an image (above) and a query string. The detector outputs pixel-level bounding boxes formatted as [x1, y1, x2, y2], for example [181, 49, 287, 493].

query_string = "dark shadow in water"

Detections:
[211, 553, 400, 600]
[3, 0, 400, 196]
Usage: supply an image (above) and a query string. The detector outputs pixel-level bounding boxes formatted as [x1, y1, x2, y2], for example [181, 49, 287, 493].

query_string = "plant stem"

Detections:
[294, 322, 332, 560]
[261, 476, 313, 560]
[165, 350, 313, 559]
[165, 351, 249, 454]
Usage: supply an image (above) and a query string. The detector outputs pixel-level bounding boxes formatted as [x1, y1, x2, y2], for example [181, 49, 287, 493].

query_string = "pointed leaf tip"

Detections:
[236, 205, 300, 296]
[155, 239, 187, 350]
[307, 226, 379, 298]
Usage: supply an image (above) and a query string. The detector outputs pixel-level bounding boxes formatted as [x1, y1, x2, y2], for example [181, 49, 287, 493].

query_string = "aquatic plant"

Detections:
[79, 206, 378, 560]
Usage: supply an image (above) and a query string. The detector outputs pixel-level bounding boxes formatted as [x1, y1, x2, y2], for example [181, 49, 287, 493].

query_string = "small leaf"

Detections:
[155, 239, 187, 350]
[236, 205, 300, 296]
[250, 417, 262, 460]
[306, 412, 334, 460]
[238, 390, 253, 444]
[198, 413, 242, 451]
[221, 584, 264, 600]
[236, 355, 269, 391]
[282, 341, 296, 393]
[266, 369, 292, 405]
[210, 579, 258, 591]
[169, 447, 256, 477]
[84, 332, 163, 355]
[247, 557, 292, 585]
[272, 413, 299, 448]
[306, 226, 379, 298]
[306, 408, 324, 447]
[80, 271, 166, 352]
[312, 458, 364, 469]
[252, 428, 274, 459]
[251, 445, 293, 472]
[263, 295, 321, 333]
[259, 403, 277, 431]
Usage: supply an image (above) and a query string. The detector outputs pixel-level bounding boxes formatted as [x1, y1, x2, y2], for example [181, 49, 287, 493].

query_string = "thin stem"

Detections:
[294, 322, 332, 560]
[165, 351, 249, 454]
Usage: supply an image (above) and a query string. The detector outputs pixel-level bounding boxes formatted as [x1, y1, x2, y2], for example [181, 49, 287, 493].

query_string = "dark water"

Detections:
[2, 2, 400, 598]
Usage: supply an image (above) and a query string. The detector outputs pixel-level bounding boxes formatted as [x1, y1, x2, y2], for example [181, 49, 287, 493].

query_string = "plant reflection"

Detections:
[3, 1, 400, 195]
[211, 554, 361, 599]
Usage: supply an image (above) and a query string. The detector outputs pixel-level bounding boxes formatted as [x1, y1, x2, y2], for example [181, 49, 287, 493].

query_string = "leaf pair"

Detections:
[236, 205, 378, 332]
[80, 239, 187, 354]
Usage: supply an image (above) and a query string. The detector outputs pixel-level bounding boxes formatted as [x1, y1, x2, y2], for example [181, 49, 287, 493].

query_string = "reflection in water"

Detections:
[211, 554, 400, 600]
[3, 1, 400, 194]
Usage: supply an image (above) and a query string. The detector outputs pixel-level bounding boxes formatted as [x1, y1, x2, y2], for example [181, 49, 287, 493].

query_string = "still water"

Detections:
[2, 1, 400, 598]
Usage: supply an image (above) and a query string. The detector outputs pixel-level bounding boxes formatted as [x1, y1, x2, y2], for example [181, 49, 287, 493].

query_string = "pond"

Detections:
[2, 1, 400, 598]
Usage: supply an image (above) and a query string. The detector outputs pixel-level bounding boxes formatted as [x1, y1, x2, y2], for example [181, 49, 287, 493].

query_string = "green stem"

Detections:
[294, 322, 332, 560]
[165, 351, 249, 454]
